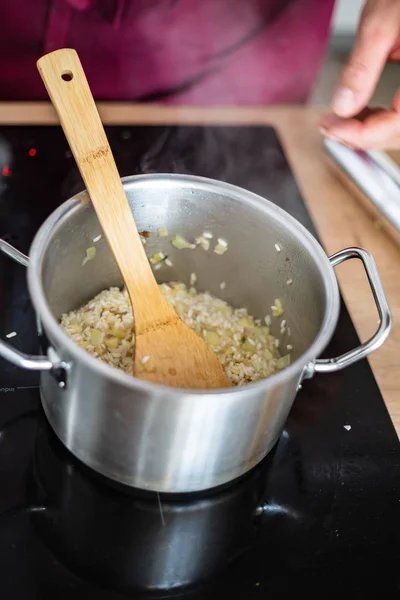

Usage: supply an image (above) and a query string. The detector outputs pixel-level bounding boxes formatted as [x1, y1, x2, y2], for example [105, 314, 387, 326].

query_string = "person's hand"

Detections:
[319, 0, 400, 150]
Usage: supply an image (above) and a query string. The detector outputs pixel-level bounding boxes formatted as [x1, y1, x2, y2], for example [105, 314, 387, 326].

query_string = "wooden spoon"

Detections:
[37, 49, 230, 389]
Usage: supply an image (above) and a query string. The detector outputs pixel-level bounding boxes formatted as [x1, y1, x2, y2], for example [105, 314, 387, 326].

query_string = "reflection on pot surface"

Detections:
[29, 422, 279, 592]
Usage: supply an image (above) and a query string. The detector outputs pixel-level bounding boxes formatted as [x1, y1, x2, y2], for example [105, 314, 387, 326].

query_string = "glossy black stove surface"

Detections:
[0, 125, 399, 599]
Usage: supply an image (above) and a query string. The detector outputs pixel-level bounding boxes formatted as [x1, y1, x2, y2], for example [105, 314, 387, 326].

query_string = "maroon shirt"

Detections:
[0, 0, 335, 103]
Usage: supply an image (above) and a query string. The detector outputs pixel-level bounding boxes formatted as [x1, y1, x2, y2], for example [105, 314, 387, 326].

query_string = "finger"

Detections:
[322, 112, 394, 149]
[332, 3, 398, 118]
[321, 110, 400, 150]
[319, 107, 383, 131]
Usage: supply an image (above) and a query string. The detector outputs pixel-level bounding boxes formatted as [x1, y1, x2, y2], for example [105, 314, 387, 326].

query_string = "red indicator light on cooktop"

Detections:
[28, 148, 37, 157]
[2, 165, 11, 176]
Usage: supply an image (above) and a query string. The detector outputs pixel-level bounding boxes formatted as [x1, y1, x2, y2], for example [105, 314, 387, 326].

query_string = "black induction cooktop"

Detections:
[0, 125, 399, 599]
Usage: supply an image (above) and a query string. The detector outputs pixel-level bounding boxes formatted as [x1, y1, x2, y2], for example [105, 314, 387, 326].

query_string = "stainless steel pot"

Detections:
[0, 174, 391, 493]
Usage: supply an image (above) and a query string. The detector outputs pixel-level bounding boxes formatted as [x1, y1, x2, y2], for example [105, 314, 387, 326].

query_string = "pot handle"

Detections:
[0, 239, 59, 373]
[305, 247, 391, 378]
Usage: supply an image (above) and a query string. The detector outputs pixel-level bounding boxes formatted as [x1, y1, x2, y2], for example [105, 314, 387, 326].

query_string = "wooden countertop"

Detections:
[1, 103, 399, 435]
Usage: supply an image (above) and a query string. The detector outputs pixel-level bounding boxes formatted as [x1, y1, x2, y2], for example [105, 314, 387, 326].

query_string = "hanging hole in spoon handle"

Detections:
[61, 71, 73, 82]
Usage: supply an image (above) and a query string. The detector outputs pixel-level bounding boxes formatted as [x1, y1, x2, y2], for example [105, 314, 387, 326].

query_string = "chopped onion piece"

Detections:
[195, 235, 210, 251]
[203, 231, 213, 239]
[150, 251, 166, 265]
[238, 317, 252, 328]
[214, 241, 228, 255]
[220, 281, 226, 290]
[142, 355, 150, 364]
[82, 246, 96, 266]
[271, 298, 284, 317]
[165, 258, 173, 267]
[158, 227, 168, 237]
[93, 234, 102, 243]
[110, 327, 126, 339]
[171, 235, 196, 250]
[206, 331, 220, 347]
[70, 321, 83, 334]
[190, 273, 197, 286]
[276, 354, 291, 370]
[90, 329, 103, 346]
[243, 340, 256, 353]
[105, 336, 119, 350]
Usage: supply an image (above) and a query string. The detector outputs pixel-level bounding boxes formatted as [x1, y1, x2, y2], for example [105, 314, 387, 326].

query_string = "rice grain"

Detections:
[60, 283, 290, 386]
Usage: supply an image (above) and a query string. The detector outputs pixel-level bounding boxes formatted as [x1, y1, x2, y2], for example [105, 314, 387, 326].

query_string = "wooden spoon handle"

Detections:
[37, 49, 168, 326]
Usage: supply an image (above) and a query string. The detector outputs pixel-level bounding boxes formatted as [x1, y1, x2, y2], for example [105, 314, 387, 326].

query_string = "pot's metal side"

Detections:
[39, 364, 300, 493]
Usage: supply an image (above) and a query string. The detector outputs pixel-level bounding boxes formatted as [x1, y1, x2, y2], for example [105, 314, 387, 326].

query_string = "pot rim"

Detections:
[27, 173, 340, 395]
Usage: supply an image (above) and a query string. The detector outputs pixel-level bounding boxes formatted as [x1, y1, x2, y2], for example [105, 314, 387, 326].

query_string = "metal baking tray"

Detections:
[324, 138, 400, 245]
